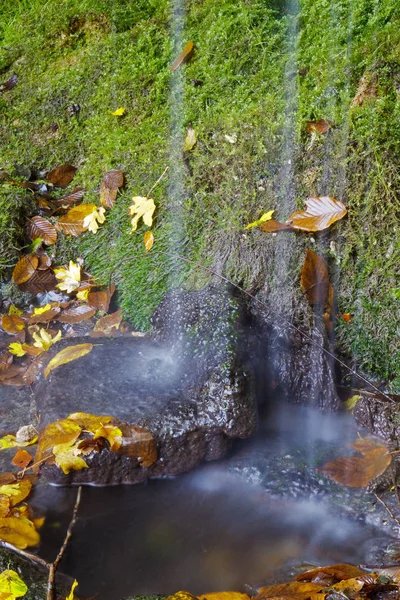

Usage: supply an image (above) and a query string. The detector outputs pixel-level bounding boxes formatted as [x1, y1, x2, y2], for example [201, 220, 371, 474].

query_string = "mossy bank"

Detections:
[0, 0, 399, 389]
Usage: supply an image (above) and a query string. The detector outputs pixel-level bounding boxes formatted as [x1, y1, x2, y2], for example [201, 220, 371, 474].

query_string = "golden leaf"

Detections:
[128, 197, 156, 232]
[246, 210, 274, 230]
[0, 435, 37, 450]
[56, 204, 98, 237]
[93, 424, 122, 452]
[44, 343, 93, 378]
[52, 441, 88, 475]
[1, 315, 25, 334]
[0, 569, 28, 598]
[35, 419, 82, 464]
[32, 328, 62, 351]
[170, 40, 194, 71]
[109, 107, 126, 116]
[8, 306, 23, 316]
[0, 517, 40, 549]
[199, 593, 250, 600]
[54, 261, 81, 293]
[12, 255, 39, 285]
[144, 231, 154, 252]
[8, 344, 26, 358]
[0, 480, 32, 507]
[66, 580, 79, 600]
[67, 412, 115, 433]
[296, 564, 367, 581]
[287, 197, 347, 232]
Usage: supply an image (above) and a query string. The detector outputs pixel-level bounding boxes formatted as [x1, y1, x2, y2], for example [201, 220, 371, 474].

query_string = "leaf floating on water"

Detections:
[170, 40, 194, 71]
[245, 210, 274, 230]
[109, 107, 126, 116]
[100, 169, 124, 209]
[0, 569, 28, 599]
[305, 119, 334, 134]
[46, 164, 77, 188]
[318, 437, 392, 487]
[44, 343, 93, 378]
[11, 449, 32, 470]
[0, 517, 40, 549]
[28, 216, 57, 246]
[128, 197, 156, 232]
[183, 128, 197, 152]
[144, 231, 154, 252]
[287, 197, 347, 232]
[12, 255, 39, 285]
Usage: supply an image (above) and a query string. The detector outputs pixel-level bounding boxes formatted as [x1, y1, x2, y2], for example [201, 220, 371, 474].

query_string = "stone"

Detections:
[34, 286, 257, 485]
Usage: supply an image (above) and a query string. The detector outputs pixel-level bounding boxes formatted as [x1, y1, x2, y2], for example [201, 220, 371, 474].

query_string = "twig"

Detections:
[0, 541, 50, 571]
[374, 491, 400, 530]
[146, 166, 169, 198]
[47, 486, 82, 600]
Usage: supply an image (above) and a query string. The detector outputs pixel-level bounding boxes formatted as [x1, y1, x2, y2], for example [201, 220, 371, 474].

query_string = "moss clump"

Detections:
[0, 0, 399, 388]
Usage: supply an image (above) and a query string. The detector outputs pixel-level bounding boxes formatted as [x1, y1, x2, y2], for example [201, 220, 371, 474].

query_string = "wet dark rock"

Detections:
[354, 396, 400, 444]
[35, 286, 256, 485]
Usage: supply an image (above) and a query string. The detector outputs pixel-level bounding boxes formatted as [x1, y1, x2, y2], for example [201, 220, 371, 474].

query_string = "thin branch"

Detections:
[374, 492, 400, 530]
[146, 166, 169, 198]
[47, 486, 82, 600]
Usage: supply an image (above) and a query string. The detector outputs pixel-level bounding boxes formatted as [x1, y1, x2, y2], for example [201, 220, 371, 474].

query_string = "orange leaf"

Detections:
[318, 437, 392, 487]
[58, 304, 96, 323]
[28, 216, 57, 245]
[0, 352, 13, 371]
[144, 231, 154, 252]
[92, 309, 123, 335]
[1, 315, 25, 334]
[28, 307, 61, 324]
[296, 564, 368, 582]
[12, 255, 39, 285]
[35, 419, 82, 464]
[117, 425, 157, 466]
[287, 197, 347, 232]
[199, 594, 250, 600]
[100, 169, 124, 208]
[46, 164, 77, 188]
[170, 40, 194, 71]
[342, 313, 352, 322]
[301, 250, 333, 312]
[305, 120, 334, 134]
[12, 449, 32, 469]
[87, 289, 112, 313]
[260, 220, 294, 232]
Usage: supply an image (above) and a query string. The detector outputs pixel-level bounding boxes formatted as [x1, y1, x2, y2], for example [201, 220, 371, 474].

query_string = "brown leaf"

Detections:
[12, 449, 32, 469]
[46, 164, 77, 188]
[305, 120, 334, 134]
[117, 425, 157, 467]
[28, 216, 57, 246]
[170, 40, 194, 71]
[255, 581, 323, 600]
[0, 365, 26, 382]
[296, 564, 368, 582]
[318, 437, 392, 487]
[56, 204, 97, 236]
[37, 253, 52, 270]
[259, 220, 294, 232]
[77, 437, 107, 455]
[54, 187, 85, 207]
[12, 255, 39, 285]
[18, 269, 57, 294]
[144, 231, 154, 252]
[92, 309, 122, 335]
[0, 474, 17, 486]
[28, 307, 61, 324]
[287, 197, 347, 232]
[199, 594, 250, 600]
[1, 315, 25, 335]
[0, 73, 18, 93]
[301, 250, 333, 311]
[100, 170, 124, 208]
[44, 343, 93, 377]
[58, 304, 96, 323]
[352, 73, 377, 107]
[87, 289, 112, 313]
[0, 352, 13, 371]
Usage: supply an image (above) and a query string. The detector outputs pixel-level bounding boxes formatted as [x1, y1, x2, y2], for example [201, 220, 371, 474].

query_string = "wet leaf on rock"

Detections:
[318, 437, 392, 487]
[46, 164, 77, 188]
[35, 419, 82, 464]
[0, 480, 32, 507]
[0, 433, 37, 450]
[52, 440, 88, 475]
[0, 517, 40, 549]
[58, 304, 96, 323]
[11, 449, 32, 469]
[67, 412, 115, 433]
[287, 197, 347, 232]
[296, 564, 368, 582]
[254, 581, 324, 600]
[100, 169, 124, 208]
[0, 569, 28, 599]
[18, 269, 57, 295]
[27, 216, 57, 246]
[44, 343, 93, 378]
[93, 424, 122, 452]
[12, 255, 39, 285]
[171, 40, 194, 71]
[117, 425, 157, 466]
[92, 309, 123, 335]
[1, 315, 25, 335]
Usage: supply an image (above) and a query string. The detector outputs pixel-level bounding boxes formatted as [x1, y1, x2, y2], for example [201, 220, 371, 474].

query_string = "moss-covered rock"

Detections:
[0, 0, 399, 388]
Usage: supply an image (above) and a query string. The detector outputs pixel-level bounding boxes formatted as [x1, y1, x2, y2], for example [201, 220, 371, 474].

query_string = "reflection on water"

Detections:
[30, 406, 392, 600]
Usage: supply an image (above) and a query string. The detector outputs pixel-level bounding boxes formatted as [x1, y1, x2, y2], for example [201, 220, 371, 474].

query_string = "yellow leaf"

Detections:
[35, 419, 82, 463]
[198, 593, 250, 600]
[32, 328, 62, 351]
[109, 107, 126, 116]
[44, 343, 93, 378]
[66, 580, 79, 600]
[52, 441, 88, 475]
[128, 197, 156, 232]
[183, 127, 196, 152]
[76, 289, 90, 302]
[0, 517, 40, 549]
[67, 413, 115, 433]
[0, 496, 10, 518]
[8, 343, 26, 358]
[82, 206, 106, 234]
[32, 304, 52, 316]
[54, 261, 81, 293]
[344, 395, 362, 411]
[93, 424, 122, 452]
[0, 480, 32, 507]
[144, 231, 154, 252]
[0, 435, 37, 450]
[8, 306, 23, 316]
[0, 570, 28, 598]
[245, 210, 275, 229]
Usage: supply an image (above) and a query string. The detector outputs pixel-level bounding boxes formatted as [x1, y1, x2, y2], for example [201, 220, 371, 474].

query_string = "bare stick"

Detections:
[0, 541, 50, 571]
[47, 486, 82, 600]
[374, 492, 400, 530]
[146, 166, 169, 198]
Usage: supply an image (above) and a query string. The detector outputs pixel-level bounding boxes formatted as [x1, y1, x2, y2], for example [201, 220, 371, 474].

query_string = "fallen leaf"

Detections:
[0, 434, 37, 450]
[65, 579, 78, 600]
[92, 309, 123, 335]
[18, 270, 57, 295]
[255, 581, 323, 600]
[117, 425, 157, 467]
[87, 289, 111, 313]
[12, 255, 39, 285]
[52, 440, 88, 475]
[56, 204, 98, 236]
[318, 437, 392, 487]
[352, 73, 377, 107]
[46, 164, 77, 188]
[0, 73, 18, 94]
[32, 328, 62, 351]
[2, 315, 25, 335]
[301, 250, 333, 313]
[171, 40, 194, 71]
[54, 261, 81, 293]
[344, 395, 361, 411]
[183, 128, 197, 152]
[342, 313, 352, 322]
[287, 197, 347, 232]
[0, 517, 40, 549]
[0, 480, 32, 507]
[29, 306, 61, 324]
[199, 594, 250, 600]
[128, 197, 156, 231]
[8, 344, 27, 358]
[27, 217, 57, 246]
[93, 424, 122, 452]
[0, 569, 27, 599]
[246, 210, 274, 229]
[44, 343, 93, 378]
[259, 220, 293, 232]
[0, 352, 13, 371]
[8, 307, 23, 316]
[82, 206, 106, 234]
[109, 107, 126, 116]
[296, 564, 368, 581]
[67, 413, 115, 433]
[58, 305, 96, 323]
[54, 187, 85, 208]
[144, 231, 154, 252]
[0, 475, 17, 486]
[330, 578, 364, 594]
[0, 496, 10, 518]
[305, 120, 334, 134]
[35, 419, 82, 464]
[100, 170, 124, 209]
[36, 253, 52, 270]
[11, 449, 32, 469]
[76, 289, 90, 302]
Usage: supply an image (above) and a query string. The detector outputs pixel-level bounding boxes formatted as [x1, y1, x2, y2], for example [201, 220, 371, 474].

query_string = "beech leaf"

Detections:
[259, 220, 293, 232]
[2, 315, 25, 335]
[12, 255, 39, 285]
[117, 425, 157, 467]
[301, 249, 333, 312]
[170, 40, 194, 71]
[92, 309, 123, 335]
[56, 204, 98, 236]
[28, 217, 57, 246]
[66, 413, 115, 433]
[287, 197, 347, 232]
[46, 164, 77, 188]
[44, 343, 93, 378]
[54, 187, 85, 208]
[57, 305, 96, 323]
[100, 169, 124, 208]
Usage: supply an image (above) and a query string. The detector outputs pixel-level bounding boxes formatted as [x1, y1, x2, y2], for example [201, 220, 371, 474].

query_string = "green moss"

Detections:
[0, 0, 399, 387]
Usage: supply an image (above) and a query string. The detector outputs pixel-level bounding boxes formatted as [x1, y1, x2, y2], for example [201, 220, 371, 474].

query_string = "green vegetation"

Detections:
[0, 0, 399, 388]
